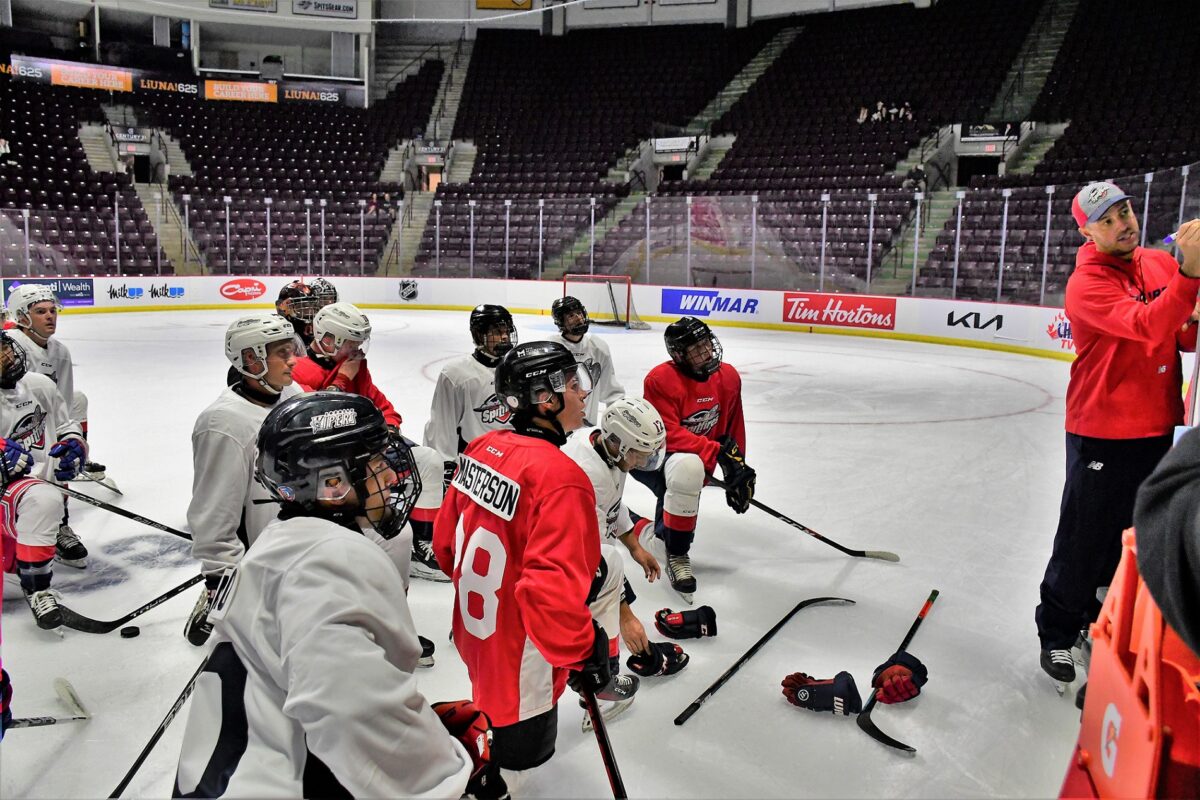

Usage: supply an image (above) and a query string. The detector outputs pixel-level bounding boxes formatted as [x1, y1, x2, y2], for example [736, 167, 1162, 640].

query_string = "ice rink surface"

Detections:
[1, 307, 1085, 798]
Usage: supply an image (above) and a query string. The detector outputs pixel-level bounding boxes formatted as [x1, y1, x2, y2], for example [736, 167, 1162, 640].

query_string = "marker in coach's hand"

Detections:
[1165, 232, 1178, 244]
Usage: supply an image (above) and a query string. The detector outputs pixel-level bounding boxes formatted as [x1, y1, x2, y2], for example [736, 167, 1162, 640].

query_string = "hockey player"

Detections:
[173, 392, 499, 799]
[183, 313, 302, 646]
[433, 341, 631, 782]
[291, 302, 447, 665]
[550, 296, 625, 425]
[6, 284, 104, 480]
[634, 316, 755, 601]
[0, 332, 89, 629]
[274, 276, 338, 348]
[423, 304, 518, 460]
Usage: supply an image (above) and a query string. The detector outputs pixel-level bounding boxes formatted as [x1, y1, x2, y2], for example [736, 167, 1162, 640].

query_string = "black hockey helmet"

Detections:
[469, 304, 517, 356]
[665, 316, 723, 380]
[551, 295, 590, 338]
[255, 392, 421, 540]
[495, 341, 592, 431]
[0, 331, 27, 390]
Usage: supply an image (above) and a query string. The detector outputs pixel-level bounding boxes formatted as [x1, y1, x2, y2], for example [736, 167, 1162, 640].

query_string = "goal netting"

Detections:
[562, 274, 650, 330]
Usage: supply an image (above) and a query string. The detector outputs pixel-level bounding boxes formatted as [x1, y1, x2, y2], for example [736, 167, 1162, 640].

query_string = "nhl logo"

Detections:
[398, 280, 418, 301]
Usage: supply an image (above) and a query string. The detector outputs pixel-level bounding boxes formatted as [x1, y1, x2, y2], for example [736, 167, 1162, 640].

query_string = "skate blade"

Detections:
[54, 678, 91, 718]
[417, 655, 435, 669]
[409, 564, 450, 583]
[673, 589, 695, 606]
[582, 697, 634, 732]
[54, 555, 88, 570]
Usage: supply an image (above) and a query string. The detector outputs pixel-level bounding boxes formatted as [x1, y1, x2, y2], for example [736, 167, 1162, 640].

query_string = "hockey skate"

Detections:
[666, 553, 696, 605]
[1040, 647, 1076, 695]
[410, 538, 449, 583]
[184, 584, 217, 646]
[580, 673, 640, 732]
[418, 635, 435, 668]
[25, 588, 63, 630]
[55, 525, 88, 569]
[83, 460, 106, 480]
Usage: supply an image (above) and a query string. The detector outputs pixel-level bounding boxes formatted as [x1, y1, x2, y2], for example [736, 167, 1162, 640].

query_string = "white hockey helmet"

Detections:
[600, 397, 666, 471]
[312, 302, 371, 361]
[225, 313, 296, 386]
[7, 283, 59, 327]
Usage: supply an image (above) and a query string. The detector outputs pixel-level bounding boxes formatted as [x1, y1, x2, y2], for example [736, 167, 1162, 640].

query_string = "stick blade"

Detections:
[856, 708, 915, 754]
[864, 550, 901, 562]
[54, 678, 91, 718]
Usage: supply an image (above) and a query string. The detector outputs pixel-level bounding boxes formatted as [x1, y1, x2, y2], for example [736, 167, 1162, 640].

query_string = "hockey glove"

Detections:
[716, 437, 755, 514]
[654, 606, 717, 639]
[781, 671, 862, 715]
[49, 438, 86, 482]
[0, 668, 10, 742]
[627, 641, 690, 677]
[431, 700, 506, 800]
[567, 620, 612, 695]
[871, 651, 928, 704]
[442, 460, 456, 494]
[0, 438, 33, 482]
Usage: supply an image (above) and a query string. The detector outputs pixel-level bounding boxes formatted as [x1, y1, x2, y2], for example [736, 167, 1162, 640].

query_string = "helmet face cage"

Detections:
[0, 333, 28, 389]
[552, 296, 590, 338]
[470, 305, 517, 354]
[666, 318, 723, 378]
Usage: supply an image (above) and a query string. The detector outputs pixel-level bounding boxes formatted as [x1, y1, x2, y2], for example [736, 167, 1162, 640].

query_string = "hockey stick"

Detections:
[709, 478, 899, 562]
[59, 574, 204, 634]
[110, 656, 208, 798]
[675, 596, 855, 726]
[9, 678, 91, 729]
[51, 481, 192, 540]
[76, 471, 123, 496]
[856, 588, 939, 755]
[580, 686, 628, 799]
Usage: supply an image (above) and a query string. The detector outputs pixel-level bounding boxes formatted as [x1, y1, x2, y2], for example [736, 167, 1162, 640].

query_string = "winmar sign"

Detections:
[661, 289, 759, 317]
[946, 310, 1004, 331]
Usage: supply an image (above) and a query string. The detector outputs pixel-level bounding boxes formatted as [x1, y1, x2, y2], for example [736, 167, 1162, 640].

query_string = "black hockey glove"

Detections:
[716, 437, 755, 514]
[781, 671, 862, 715]
[626, 641, 690, 677]
[568, 620, 612, 695]
[0, 668, 11, 742]
[871, 651, 928, 704]
[442, 460, 457, 494]
[654, 606, 717, 639]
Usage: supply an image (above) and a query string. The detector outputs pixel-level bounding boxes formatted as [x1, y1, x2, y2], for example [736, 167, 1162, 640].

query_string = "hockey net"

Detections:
[562, 274, 650, 330]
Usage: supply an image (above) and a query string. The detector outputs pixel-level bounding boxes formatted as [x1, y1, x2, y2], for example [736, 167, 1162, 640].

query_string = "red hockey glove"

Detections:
[871, 651, 928, 704]
[781, 671, 862, 715]
[431, 700, 506, 800]
[654, 606, 717, 639]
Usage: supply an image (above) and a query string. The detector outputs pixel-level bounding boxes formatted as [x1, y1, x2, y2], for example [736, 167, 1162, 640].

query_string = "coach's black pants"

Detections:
[1035, 432, 1172, 650]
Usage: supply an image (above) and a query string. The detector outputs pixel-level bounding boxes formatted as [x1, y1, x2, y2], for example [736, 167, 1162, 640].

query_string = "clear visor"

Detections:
[627, 443, 666, 472]
[318, 333, 370, 362]
[531, 364, 593, 404]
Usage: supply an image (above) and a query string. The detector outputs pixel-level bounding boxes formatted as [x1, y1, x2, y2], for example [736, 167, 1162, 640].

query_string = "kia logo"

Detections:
[221, 279, 266, 300]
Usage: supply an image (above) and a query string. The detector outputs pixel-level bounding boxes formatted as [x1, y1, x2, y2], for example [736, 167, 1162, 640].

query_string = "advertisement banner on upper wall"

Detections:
[292, 0, 358, 18]
[210, 0, 278, 11]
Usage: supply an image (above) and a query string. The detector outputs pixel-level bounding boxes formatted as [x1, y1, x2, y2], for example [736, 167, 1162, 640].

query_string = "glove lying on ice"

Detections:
[626, 641, 690, 677]
[871, 651, 928, 704]
[781, 671, 862, 715]
[654, 606, 717, 639]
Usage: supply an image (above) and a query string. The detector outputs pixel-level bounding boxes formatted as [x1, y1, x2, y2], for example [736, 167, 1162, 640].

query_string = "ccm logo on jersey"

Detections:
[453, 455, 520, 521]
[220, 279, 267, 300]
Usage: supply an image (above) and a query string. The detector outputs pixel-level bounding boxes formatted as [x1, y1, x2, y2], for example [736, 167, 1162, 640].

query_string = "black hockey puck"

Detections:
[120, 626, 140, 638]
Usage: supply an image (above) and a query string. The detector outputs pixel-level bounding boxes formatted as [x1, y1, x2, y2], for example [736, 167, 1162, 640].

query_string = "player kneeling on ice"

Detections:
[184, 314, 303, 646]
[561, 396, 690, 718]
[781, 653, 927, 715]
[633, 317, 755, 602]
[0, 332, 88, 629]
[173, 392, 502, 798]
[434, 341, 629, 786]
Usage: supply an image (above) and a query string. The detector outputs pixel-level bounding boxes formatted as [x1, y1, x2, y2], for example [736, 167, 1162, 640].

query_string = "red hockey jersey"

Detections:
[291, 356, 402, 429]
[433, 430, 600, 726]
[643, 361, 746, 473]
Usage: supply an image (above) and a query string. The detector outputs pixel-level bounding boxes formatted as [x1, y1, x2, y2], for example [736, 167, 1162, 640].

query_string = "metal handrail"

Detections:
[383, 41, 445, 96]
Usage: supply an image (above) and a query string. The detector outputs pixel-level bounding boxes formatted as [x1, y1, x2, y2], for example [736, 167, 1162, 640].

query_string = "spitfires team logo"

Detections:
[474, 393, 514, 426]
[681, 405, 720, 437]
[11, 407, 47, 451]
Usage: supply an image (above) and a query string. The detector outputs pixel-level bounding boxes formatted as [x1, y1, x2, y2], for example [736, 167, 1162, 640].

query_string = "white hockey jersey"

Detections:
[7, 329, 75, 414]
[0, 372, 83, 480]
[561, 426, 631, 540]
[186, 384, 301, 577]
[173, 515, 472, 799]
[423, 353, 513, 459]
[551, 333, 624, 423]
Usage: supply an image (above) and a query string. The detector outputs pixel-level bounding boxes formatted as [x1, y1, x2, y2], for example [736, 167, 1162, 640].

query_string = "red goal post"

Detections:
[562, 274, 650, 330]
